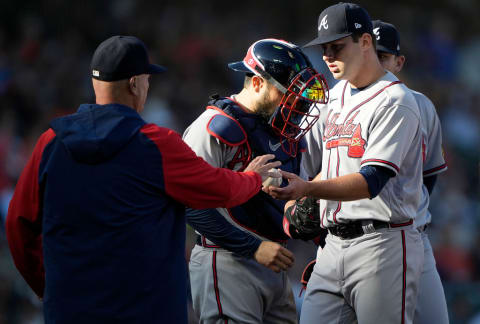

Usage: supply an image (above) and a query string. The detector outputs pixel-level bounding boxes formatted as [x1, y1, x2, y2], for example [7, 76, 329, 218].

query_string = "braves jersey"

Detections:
[183, 96, 304, 242]
[413, 90, 448, 228]
[302, 72, 423, 226]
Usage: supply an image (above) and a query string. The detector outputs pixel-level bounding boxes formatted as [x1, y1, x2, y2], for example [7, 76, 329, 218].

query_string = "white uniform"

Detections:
[410, 90, 449, 324]
[300, 72, 424, 324]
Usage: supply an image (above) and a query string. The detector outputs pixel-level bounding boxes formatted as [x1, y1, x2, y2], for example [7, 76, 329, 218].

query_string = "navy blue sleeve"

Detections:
[359, 165, 395, 199]
[423, 175, 437, 195]
[186, 208, 262, 258]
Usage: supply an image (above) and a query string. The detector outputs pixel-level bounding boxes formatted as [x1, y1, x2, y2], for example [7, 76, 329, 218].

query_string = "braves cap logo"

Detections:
[373, 27, 380, 40]
[318, 15, 328, 31]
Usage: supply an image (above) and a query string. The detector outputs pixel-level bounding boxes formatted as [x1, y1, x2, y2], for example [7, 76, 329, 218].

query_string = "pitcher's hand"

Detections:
[264, 170, 309, 200]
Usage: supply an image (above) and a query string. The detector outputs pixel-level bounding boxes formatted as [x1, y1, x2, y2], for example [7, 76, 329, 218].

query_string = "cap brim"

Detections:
[303, 32, 353, 48]
[376, 46, 398, 55]
[228, 61, 251, 73]
[147, 64, 167, 74]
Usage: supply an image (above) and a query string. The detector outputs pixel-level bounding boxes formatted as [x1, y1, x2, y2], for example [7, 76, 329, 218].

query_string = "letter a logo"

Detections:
[319, 15, 328, 31]
[373, 27, 380, 40]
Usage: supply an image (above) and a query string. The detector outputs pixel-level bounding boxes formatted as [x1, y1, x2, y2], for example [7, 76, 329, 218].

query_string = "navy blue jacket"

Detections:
[6, 103, 261, 324]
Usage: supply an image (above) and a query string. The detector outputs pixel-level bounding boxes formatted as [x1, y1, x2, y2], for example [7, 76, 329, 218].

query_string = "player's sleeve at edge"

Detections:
[140, 124, 261, 209]
[186, 207, 261, 258]
[6, 128, 56, 298]
[360, 158, 400, 175]
[423, 162, 448, 177]
[422, 98, 448, 177]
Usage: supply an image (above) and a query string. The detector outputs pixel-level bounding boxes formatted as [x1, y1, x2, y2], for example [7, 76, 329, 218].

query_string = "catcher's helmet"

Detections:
[229, 39, 329, 156]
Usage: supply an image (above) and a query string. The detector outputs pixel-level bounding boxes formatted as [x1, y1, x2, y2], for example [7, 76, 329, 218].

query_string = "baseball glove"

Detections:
[299, 259, 316, 297]
[283, 197, 323, 241]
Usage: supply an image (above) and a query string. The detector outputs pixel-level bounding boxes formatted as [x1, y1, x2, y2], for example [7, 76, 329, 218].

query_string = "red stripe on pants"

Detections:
[212, 251, 228, 324]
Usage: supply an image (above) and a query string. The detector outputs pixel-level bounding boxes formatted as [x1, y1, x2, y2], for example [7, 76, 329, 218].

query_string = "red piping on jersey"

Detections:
[421, 137, 426, 163]
[322, 149, 332, 226]
[336, 148, 340, 178]
[226, 209, 287, 244]
[341, 81, 348, 108]
[320, 208, 326, 229]
[423, 163, 447, 176]
[333, 204, 341, 224]
[360, 159, 400, 173]
[326, 149, 332, 180]
[401, 230, 407, 324]
[341, 81, 403, 121]
[332, 148, 341, 224]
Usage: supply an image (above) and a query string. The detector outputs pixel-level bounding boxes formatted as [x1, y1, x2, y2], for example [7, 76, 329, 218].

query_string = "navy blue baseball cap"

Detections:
[372, 20, 401, 55]
[90, 35, 166, 81]
[228, 39, 313, 90]
[304, 2, 373, 47]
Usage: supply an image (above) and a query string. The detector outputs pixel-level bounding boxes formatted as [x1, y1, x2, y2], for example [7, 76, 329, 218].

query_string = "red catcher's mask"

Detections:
[269, 67, 329, 156]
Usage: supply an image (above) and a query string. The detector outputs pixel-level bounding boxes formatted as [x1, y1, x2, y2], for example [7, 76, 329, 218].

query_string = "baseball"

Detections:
[262, 168, 282, 187]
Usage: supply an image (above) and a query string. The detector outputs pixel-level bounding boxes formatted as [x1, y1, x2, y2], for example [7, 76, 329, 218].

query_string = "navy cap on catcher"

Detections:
[373, 20, 401, 56]
[305, 2, 373, 47]
[227, 38, 329, 156]
[91, 35, 166, 81]
[228, 38, 314, 92]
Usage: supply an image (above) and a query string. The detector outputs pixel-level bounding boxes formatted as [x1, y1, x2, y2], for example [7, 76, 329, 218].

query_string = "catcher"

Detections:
[183, 38, 328, 323]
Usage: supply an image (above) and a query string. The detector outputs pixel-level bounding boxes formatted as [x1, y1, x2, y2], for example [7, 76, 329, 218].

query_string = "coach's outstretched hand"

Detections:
[244, 154, 282, 183]
[254, 241, 295, 273]
[264, 170, 310, 200]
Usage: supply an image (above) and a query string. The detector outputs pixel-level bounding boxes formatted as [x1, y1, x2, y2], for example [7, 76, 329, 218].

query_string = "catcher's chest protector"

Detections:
[206, 96, 305, 241]
[206, 96, 305, 177]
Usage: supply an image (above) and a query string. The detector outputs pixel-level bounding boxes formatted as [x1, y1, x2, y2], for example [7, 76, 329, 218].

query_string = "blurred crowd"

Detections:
[0, 1, 478, 323]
